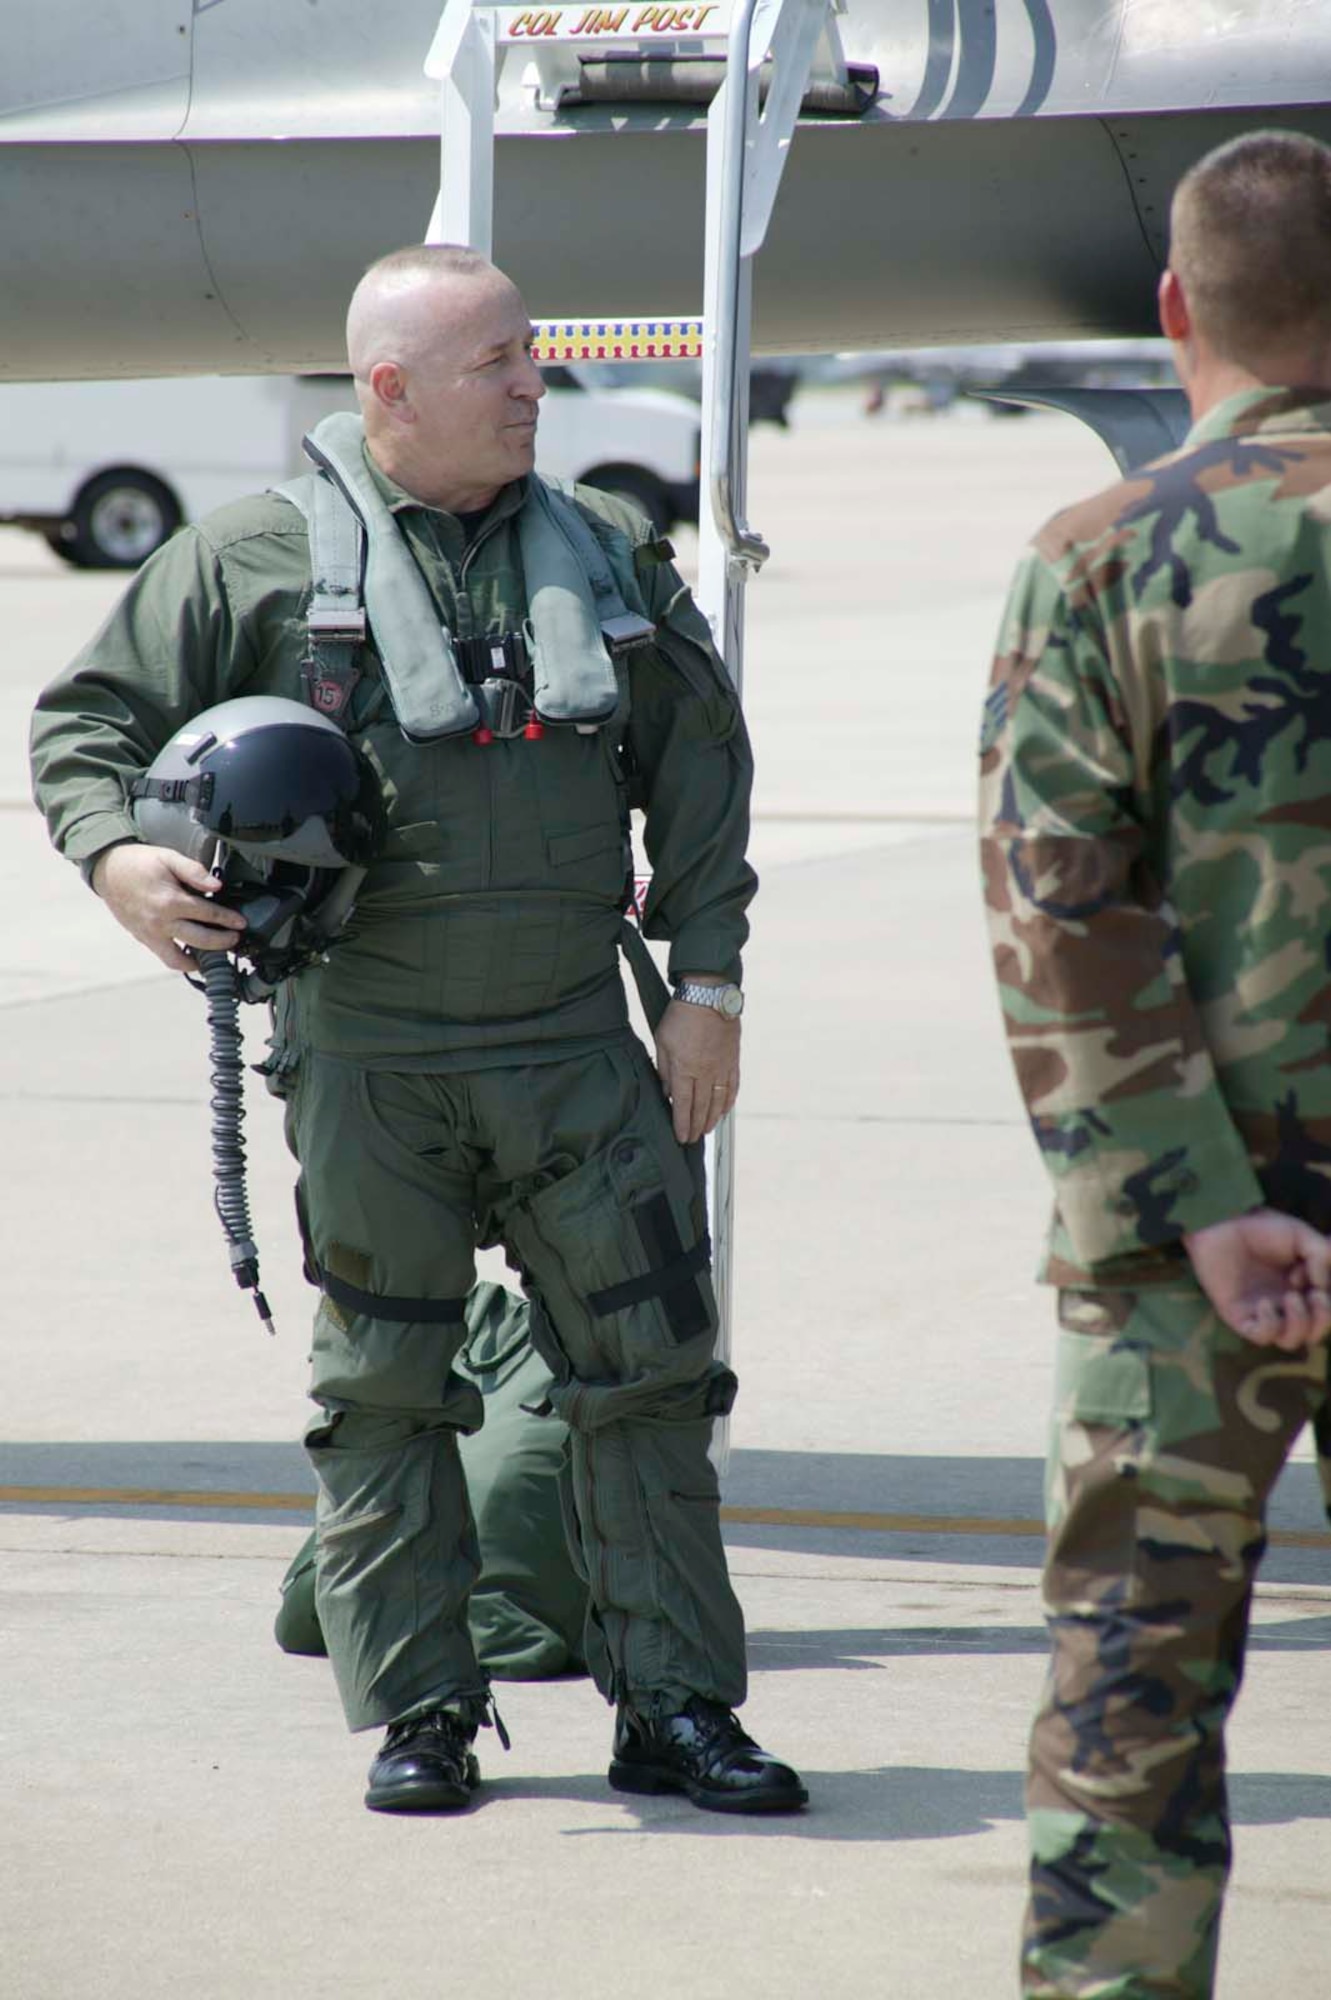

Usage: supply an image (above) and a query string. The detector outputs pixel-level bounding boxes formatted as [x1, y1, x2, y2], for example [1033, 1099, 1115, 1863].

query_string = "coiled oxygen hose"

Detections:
[196, 949, 275, 1335]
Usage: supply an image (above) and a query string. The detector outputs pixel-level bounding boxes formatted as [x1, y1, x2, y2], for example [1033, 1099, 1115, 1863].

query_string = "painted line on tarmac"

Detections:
[0, 1485, 313, 1512]
[726, 1506, 1331, 1549]
[3, 1484, 1330, 1550]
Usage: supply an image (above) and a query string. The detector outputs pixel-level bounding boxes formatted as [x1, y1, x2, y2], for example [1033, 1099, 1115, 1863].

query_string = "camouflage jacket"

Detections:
[980, 387, 1331, 1288]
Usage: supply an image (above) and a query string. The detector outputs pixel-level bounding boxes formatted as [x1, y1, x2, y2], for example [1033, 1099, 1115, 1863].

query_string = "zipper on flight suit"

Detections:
[413, 504, 510, 891]
[457, 518, 507, 891]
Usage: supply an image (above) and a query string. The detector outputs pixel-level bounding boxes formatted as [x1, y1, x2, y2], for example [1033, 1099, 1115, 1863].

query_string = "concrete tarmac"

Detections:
[4, 396, 1331, 1998]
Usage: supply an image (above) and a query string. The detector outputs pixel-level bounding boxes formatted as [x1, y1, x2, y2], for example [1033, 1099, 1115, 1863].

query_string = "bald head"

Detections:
[342, 243, 544, 514]
[346, 244, 515, 385]
[1169, 131, 1331, 369]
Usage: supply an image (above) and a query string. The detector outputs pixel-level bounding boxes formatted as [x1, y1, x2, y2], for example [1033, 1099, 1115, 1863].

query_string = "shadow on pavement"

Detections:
[555, 1765, 1025, 1842]
[747, 1615, 1331, 1671]
[547, 1767, 1331, 1841]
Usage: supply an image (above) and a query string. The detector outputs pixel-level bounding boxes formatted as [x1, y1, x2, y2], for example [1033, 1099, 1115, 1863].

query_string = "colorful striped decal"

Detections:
[533, 319, 704, 363]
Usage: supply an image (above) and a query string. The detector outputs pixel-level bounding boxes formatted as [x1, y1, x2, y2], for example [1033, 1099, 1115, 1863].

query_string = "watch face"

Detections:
[718, 985, 744, 1018]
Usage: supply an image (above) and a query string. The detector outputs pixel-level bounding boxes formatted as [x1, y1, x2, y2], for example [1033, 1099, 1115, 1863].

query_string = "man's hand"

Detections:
[92, 842, 246, 974]
[654, 999, 740, 1145]
[1183, 1208, 1331, 1350]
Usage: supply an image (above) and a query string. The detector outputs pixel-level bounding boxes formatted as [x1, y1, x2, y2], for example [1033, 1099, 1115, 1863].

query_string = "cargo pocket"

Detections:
[504, 1126, 719, 1430]
[1053, 1312, 1152, 1428]
[305, 1413, 432, 1604]
[1046, 1292, 1153, 1566]
[545, 821, 630, 904]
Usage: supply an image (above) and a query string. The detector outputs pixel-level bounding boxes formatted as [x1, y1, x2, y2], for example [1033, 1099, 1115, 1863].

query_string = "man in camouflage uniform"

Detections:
[980, 131, 1331, 1995]
[29, 245, 806, 1818]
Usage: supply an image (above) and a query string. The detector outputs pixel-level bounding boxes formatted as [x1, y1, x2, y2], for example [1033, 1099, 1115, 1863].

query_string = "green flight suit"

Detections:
[31, 443, 754, 1734]
[275, 1281, 590, 1681]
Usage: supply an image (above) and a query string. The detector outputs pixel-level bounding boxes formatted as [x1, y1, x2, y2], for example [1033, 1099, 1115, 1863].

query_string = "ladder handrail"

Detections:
[708, 0, 838, 574]
[425, 0, 833, 1467]
[708, 0, 770, 577]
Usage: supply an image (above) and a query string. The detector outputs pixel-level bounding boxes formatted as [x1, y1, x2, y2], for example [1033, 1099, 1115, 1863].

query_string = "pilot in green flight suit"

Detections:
[29, 243, 807, 1818]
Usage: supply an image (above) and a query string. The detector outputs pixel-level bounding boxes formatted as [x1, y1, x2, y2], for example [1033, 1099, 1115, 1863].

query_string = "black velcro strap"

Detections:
[587, 1195, 712, 1342]
[318, 1267, 467, 1325]
[586, 1236, 709, 1317]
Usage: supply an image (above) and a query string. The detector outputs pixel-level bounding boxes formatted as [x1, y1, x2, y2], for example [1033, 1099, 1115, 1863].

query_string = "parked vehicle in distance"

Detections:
[535, 365, 700, 535]
[0, 366, 702, 568]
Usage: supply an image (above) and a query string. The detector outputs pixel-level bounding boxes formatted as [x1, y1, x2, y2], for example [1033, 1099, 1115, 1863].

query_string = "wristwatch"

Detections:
[673, 979, 745, 1019]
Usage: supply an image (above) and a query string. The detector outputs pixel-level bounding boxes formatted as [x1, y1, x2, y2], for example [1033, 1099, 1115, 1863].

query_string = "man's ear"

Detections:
[368, 360, 411, 418]
[1158, 267, 1191, 343]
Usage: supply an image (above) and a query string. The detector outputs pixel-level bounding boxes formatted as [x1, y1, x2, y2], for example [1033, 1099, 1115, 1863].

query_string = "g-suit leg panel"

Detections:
[485, 1041, 748, 1712]
[289, 1056, 489, 1733]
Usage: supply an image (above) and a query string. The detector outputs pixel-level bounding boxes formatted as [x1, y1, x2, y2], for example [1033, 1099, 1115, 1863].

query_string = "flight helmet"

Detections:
[131, 695, 384, 962]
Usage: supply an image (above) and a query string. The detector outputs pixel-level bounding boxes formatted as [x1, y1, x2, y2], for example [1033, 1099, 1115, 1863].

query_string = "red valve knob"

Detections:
[472, 725, 495, 746]
[523, 718, 545, 742]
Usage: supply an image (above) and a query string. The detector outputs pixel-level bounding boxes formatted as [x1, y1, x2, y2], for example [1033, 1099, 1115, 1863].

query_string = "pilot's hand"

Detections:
[91, 841, 246, 974]
[1183, 1208, 1331, 1350]
[653, 999, 740, 1145]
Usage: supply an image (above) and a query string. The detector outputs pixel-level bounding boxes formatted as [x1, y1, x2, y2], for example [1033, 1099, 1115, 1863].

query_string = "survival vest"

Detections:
[274, 412, 676, 1038]
[276, 412, 656, 744]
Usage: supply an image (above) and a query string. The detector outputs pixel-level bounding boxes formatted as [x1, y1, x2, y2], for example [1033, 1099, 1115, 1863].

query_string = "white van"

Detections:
[0, 369, 700, 568]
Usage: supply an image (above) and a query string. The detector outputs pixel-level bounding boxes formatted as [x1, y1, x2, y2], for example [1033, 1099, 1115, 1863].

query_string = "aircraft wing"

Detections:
[4, 0, 1331, 378]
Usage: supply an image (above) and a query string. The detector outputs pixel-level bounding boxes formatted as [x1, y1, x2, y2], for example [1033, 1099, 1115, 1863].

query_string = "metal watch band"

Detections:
[673, 979, 744, 1018]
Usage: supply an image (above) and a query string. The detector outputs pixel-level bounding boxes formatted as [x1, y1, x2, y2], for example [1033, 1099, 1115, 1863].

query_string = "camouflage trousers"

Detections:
[1023, 1284, 1331, 1999]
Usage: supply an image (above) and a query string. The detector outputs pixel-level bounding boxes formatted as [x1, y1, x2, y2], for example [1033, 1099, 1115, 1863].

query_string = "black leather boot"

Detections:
[609, 1696, 808, 1814]
[364, 1709, 482, 1814]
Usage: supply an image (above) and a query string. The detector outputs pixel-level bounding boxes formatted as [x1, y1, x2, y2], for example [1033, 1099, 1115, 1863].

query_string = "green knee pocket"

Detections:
[307, 1422, 430, 1591]
[505, 1123, 720, 1421]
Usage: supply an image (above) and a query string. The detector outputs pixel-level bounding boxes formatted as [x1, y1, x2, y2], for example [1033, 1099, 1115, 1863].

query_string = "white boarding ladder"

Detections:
[423, 0, 855, 1451]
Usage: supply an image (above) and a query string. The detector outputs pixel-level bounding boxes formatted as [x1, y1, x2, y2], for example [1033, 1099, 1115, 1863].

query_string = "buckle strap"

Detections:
[317, 1266, 467, 1326]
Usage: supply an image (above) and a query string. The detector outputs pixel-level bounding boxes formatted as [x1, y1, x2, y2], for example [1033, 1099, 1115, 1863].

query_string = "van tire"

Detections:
[60, 470, 182, 569]
[581, 466, 673, 538]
